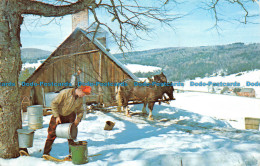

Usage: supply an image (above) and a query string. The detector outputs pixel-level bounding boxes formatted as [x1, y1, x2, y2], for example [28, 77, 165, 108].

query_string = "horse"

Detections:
[148, 72, 170, 102]
[116, 79, 174, 120]
[148, 72, 167, 83]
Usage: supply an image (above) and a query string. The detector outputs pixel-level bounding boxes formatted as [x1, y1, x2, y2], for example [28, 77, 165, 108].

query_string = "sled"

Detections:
[42, 154, 72, 162]
[19, 150, 30, 156]
[42, 154, 102, 162]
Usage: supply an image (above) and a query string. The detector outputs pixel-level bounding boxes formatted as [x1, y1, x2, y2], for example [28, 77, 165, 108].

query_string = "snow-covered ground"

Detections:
[1, 92, 260, 166]
[125, 64, 161, 73]
[22, 59, 46, 70]
[182, 70, 260, 98]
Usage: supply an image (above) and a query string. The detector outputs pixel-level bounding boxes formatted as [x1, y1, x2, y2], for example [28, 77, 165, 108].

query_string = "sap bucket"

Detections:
[27, 105, 43, 130]
[55, 123, 78, 140]
[17, 129, 34, 148]
[70, 141, 88, 165]
[104, 121, 115, 130]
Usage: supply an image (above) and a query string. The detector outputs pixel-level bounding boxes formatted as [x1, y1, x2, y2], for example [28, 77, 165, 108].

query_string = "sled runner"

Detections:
[42, 154, 72, 162]
[42, 154, 101, 162]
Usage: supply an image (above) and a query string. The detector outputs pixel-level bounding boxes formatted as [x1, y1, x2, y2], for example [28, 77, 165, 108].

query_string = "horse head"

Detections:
[147, 77, 153, 83]
[153, 72, 167, 83]
[164, 82, 174, 100]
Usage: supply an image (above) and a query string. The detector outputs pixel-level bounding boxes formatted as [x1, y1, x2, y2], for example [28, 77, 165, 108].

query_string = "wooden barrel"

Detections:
[245, 117, 260, 130]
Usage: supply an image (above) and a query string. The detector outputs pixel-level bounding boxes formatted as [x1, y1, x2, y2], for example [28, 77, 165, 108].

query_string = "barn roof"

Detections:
[78, 28, 139, 81]
[25, 28, 139, 82]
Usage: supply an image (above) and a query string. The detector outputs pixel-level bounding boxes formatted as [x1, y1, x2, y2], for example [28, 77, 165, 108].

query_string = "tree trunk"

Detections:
[0, 0, 23, 158]
[0, 0, 93, 158]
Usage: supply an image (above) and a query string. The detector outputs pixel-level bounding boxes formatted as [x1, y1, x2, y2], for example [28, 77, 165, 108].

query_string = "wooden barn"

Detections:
[237, 88, 255, 98]
[20, 27, 139, 110]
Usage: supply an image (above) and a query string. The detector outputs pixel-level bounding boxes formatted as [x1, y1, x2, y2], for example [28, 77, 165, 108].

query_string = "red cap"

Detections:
[81, 86, 91, 94]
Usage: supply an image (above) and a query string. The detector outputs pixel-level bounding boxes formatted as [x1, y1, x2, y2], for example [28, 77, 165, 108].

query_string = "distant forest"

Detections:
[21, 48, 51, 63]
[22, 42, 260, 82]
[114, 42, 260, 81]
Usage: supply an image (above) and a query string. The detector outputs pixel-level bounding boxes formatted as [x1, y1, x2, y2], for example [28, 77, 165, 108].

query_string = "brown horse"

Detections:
[148, 72, 167, 83]
[148, 72, 169, 101]
[116, 79, 174, 120]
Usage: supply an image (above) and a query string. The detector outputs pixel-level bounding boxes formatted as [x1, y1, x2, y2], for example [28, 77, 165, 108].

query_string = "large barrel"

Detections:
[27, 105, 43, 130]
[17, 129, 34, 148]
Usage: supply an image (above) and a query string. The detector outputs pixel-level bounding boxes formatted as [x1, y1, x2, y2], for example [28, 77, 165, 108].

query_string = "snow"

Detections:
[4, 61, 260, 165]
[22, 59, 45, 70]
[1, 92, 260, 165]
[182, 70, 260, 98]
[124, 64, 161, 73]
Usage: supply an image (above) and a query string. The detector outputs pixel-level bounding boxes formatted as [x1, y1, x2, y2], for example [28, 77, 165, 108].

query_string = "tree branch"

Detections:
[207, 0, 256, 25]
[20, 0, 179, 53]
[20, 0, 95, 17]
[87, 0, 180, 52]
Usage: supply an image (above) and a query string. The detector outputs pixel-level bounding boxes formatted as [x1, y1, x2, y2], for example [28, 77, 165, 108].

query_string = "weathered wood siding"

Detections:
[21, 30, 132, 108]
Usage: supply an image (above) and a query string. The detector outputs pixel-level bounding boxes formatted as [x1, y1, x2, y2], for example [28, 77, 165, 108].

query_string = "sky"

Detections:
[20, 0, 260, 54]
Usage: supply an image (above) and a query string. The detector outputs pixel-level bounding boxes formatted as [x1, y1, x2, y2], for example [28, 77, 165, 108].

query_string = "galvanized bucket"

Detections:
[56, 123, 78, 140]
[70, 141, 88, 165]
[17, 129, 34, 148]
[104, 121, 115, 130]
[28, 105, 43, 130]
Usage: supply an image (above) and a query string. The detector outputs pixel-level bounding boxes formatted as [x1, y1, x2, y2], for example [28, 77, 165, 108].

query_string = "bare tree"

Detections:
[87, 0, 180, 52]
[204, 0, 258, 28]
[0, 0, 257, 159]
[0, 0, 176, 158]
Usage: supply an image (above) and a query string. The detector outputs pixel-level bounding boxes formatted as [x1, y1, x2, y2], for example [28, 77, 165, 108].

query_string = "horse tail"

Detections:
[116, 86, 123, 112]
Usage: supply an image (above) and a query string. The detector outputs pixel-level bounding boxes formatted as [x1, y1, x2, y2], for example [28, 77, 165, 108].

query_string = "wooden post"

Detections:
[98, 52, 102, 95]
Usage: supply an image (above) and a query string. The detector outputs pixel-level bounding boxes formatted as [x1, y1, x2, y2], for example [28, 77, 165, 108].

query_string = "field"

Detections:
[1, 92, 260, 166]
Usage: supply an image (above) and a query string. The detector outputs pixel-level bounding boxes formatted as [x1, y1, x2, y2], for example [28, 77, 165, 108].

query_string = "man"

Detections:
[42, 85, 91, 157]
[70, 68, 82, 88]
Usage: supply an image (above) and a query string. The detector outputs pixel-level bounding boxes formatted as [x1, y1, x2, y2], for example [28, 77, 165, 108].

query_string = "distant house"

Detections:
[237, 88, 255, 97]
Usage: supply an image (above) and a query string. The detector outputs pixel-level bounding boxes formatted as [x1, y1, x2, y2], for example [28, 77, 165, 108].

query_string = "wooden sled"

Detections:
[42, 154, 72, 162]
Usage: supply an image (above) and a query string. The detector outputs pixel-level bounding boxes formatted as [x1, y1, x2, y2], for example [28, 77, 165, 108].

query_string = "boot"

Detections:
[43, 140, 54, 155]
[68, 139, 75, 155]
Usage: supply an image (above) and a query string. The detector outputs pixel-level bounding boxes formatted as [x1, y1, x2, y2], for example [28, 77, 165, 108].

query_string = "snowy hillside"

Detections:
[22, 59, 45, 70]
[125, 64, 161, 73]
[21, 61, 160, 74]
[182, 70, 260, 98]
[1, 91, 260, 166]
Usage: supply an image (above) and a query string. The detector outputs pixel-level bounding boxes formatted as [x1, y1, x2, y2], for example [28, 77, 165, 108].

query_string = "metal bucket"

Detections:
[70, 141, 88, 165]
[104, 121, 115, 130]
[17, 129, 34, 148]
[56, 123, 78, 140]
[28, 105, 43, 130]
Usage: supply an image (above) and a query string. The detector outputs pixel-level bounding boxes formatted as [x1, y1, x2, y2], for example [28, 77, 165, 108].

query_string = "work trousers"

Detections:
[43, 112, 76, 155]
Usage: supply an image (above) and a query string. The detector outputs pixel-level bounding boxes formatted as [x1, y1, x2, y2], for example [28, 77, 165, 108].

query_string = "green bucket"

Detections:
[70, 141, 88, 165]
